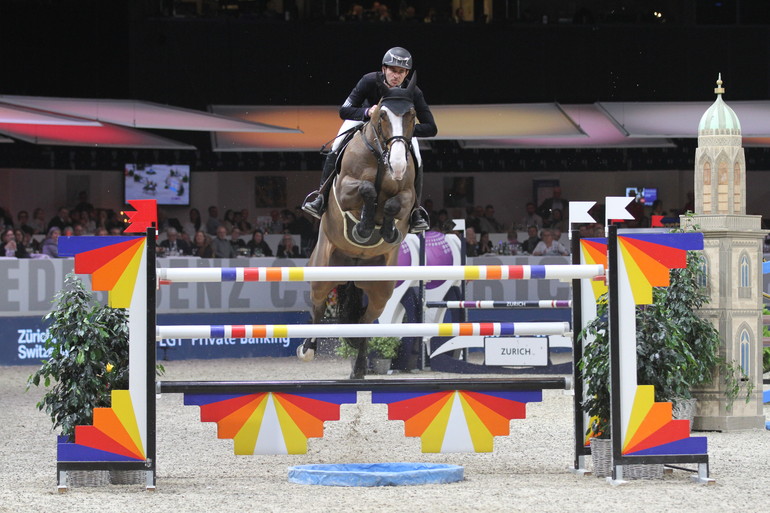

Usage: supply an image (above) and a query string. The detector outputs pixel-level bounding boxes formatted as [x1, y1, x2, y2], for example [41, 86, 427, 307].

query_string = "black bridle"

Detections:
[361, 104, 417, 180]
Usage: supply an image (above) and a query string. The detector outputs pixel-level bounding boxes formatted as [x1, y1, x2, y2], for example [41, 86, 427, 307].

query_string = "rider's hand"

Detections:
[367, 106, 376, 118]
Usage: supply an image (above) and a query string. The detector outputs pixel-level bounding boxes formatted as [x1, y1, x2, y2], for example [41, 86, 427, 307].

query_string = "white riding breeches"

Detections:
[332, 119, 422, 167]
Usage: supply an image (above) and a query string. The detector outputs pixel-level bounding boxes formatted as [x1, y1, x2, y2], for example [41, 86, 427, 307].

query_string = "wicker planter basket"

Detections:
[590, 438, 664, 480]
[66, 470, 110, 487]
[109, 470, 146, 485]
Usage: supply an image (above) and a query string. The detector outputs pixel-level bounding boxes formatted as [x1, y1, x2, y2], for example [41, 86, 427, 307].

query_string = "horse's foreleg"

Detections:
[379, 196, 403, 244]
[352, 181, 377, 243]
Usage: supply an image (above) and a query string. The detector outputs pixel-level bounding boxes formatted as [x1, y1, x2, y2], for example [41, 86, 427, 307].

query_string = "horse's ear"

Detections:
[406, 71, 417, 95]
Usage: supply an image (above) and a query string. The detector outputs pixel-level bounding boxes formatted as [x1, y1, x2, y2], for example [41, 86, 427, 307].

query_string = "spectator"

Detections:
[229, 227, 247, 254]
[0, 205, 11, 229]
[93, 209, 109, 233]
[222, 209, 236, 233]
[183, 207, 202, 238]
[72, 223, 86, 236]
[41, 227, 61, 258]
[247, 229, 273, 257]
[20, 229, 40, 254]
[3, 228, 28, 258]
[434, 209, 454, 233]
[478, 204, 504, 233]
[17, 210, 34, 235]
[680, 191, 695, 214]
[477, 231, 494, 255]
[211, 225, 236, 258]
[205, 206, 220, 235]
[237, 209, 252, 233]
[506, 228, 520, 249]
[30, 208, 47, 234]
[190, 230, 214, 258]
[268, 209, 284, 234]
[72, 190, 94, 215]
[465, 205, 484, 234]
[402, 5, 418, 22]
[546, 208, 567, 231]
[289, 207, 316, 250]
[159, 227, 191, 256]
[82, 209, 97, 234]
[423, 198, 438, 229]
[277, 234, 302, 258]
[537, 186, 568, 226]
[465, 227, 479, 257]
[520, 225, 541, 254]
[518, 202, 543, 231]
[532, 229, 569, 256]
[105, 210, 124, 232]
[341, 3, 363, 21]
[47, 207, 70, 232]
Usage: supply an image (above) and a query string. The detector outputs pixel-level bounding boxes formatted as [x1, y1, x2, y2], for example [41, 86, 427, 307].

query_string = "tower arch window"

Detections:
[739, 329, 750, 375]
[738, 253, 751, 298]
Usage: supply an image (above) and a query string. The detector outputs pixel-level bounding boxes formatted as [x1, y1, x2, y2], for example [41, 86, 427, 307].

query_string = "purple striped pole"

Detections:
[426, 300, 572, 309]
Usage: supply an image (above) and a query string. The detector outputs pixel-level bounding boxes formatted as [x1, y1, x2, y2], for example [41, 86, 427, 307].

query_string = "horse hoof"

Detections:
[352, 225, 373, 244]
[297, 344, 315, 362]
[380, 227, 400, 244]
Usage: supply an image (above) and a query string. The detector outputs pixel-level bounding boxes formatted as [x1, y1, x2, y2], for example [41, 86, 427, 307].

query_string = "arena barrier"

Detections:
[52, 200, 712, 488]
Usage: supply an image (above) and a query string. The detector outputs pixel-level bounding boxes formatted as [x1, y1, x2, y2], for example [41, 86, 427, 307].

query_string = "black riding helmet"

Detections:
[382, 47, 412, 70]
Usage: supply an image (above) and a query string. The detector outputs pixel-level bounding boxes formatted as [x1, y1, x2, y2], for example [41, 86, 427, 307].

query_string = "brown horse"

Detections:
[297, 82, 418, 378]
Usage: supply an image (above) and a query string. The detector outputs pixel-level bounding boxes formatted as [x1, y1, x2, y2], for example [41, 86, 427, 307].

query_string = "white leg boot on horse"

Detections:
[296, 337, 317, 361]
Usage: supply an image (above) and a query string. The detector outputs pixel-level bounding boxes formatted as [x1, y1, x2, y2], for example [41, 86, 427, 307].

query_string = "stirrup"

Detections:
[409, 207, 430, 234]
[301, 191, 324, 219]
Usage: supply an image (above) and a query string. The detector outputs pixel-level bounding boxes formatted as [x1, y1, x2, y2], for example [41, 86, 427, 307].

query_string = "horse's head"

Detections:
[370, 75, 417, 181]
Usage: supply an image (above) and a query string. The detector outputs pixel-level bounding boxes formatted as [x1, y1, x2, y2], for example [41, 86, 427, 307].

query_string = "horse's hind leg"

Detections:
[379, 196, 403, 244]
[297, 281, 336, 362]
[297, 298, 327, 361]
[352, 181, 377, 243]
[346, 337, 368, 379]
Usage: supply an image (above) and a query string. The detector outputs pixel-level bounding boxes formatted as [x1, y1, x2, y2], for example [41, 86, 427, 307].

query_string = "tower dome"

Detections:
[698, 74, 741, 135]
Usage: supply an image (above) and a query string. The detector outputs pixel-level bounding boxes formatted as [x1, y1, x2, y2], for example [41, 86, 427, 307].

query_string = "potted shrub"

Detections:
[27, 273, 163, 485]
[336, 336, 402, 375]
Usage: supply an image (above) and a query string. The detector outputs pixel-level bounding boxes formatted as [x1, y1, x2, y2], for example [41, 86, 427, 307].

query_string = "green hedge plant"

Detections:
[27, 273, 163, 439]
[579, 251, 752, 438]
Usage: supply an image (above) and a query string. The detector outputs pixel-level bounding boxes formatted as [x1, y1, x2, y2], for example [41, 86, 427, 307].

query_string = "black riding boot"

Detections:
[302, 150, 338, 219]
[409, 163, 429, 233]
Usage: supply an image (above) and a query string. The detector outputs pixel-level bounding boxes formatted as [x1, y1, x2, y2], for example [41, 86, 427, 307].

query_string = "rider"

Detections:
[301, 46, 437, 233]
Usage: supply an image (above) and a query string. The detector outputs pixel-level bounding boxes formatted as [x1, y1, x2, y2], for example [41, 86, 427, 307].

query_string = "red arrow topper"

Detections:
[124, 199, 157, 233]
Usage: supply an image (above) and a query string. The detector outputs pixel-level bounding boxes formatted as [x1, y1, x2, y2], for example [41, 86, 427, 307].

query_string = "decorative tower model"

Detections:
[687, 75, 765, 430]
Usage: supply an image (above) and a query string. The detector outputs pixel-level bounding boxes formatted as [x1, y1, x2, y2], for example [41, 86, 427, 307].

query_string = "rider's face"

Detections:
[382, 65, 409, 88]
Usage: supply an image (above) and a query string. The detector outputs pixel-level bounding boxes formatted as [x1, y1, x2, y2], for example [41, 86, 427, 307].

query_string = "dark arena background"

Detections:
[2, 0, 770, 173]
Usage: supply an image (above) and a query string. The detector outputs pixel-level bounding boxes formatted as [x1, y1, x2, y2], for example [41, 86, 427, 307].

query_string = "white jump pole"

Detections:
[156, 321, 572, 341]
[157, 264, 605, 283]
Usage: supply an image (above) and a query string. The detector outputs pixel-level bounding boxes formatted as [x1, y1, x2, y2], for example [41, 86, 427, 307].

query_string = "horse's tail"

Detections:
[337, 282, 365, 324]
